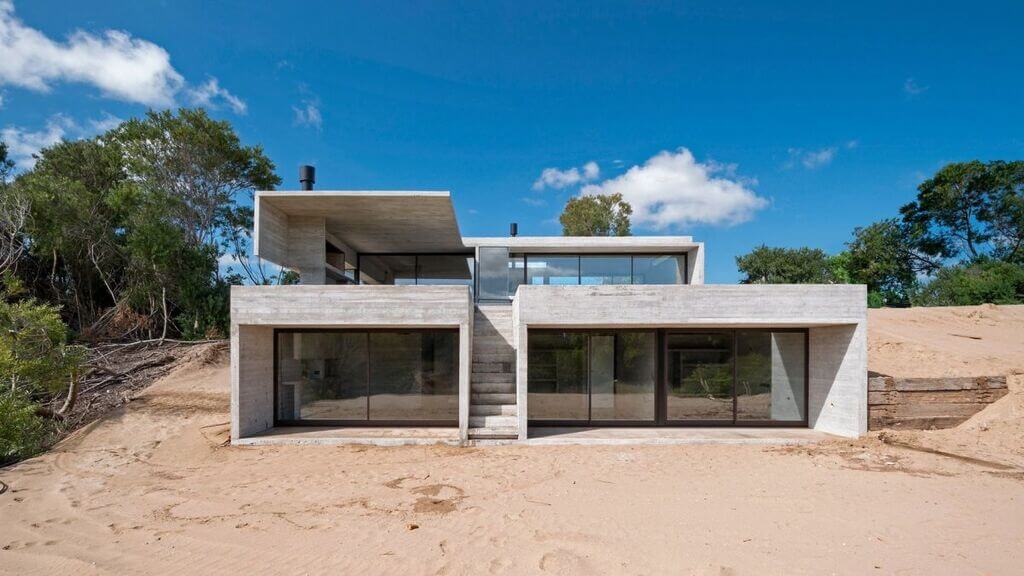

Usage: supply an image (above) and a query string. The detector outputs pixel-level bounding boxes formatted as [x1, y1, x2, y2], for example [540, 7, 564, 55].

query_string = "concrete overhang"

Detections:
[462, 236, 697, 253]
[255, 191, 466, 256]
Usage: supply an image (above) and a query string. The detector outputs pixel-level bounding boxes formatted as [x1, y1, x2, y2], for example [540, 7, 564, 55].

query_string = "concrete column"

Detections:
[287, 216, 326, 285]
[231, 324, 275, 441]
[808, 323, 867, 437]
[458, 317, 472, 443]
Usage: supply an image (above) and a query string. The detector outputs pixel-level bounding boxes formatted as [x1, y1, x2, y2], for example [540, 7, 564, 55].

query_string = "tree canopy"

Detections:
[559, 193, 632, 236]
[735, 245, 840, 284]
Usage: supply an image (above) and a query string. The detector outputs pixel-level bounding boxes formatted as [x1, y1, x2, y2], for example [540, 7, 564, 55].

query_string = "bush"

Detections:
[0, 390, 53, 465]
[912, 260, 1024, 306]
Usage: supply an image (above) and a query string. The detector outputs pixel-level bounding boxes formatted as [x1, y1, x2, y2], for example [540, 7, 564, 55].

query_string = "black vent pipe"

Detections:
[299, 165, 316, 190]
[510, 222, 518, 237]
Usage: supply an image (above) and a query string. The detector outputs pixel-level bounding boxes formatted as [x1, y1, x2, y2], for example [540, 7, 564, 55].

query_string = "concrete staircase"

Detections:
[469, 305, 519, 439]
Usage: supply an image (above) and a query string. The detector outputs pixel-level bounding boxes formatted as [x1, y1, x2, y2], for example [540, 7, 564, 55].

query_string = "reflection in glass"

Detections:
[580, 256, 632, 285]
[276, 332, 368, 421]
[369, 332, 459, 421]
[666, 333, 734, 421]
[508, 254, 526, 296]
[736, 331, 806, 422]
[527, 332, 588, 420]
[477, 246, 510, 301]
[632, 255, 686, 285]
[527, 256, 579, 285]
[590, 332, 656, 421]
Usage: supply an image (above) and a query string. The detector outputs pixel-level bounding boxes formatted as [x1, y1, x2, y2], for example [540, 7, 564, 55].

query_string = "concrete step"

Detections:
[471, 342, 515, 354]
[470, 415, 518, 428]
[472, 372, 515, 384]
[468, 427, 519, 440]
[471, 392, 516, 405]
[471, 382, 515, 394]
[472, 361, 512, 374]
[470, 404, 518, 416]
[472, 353, 516, 364]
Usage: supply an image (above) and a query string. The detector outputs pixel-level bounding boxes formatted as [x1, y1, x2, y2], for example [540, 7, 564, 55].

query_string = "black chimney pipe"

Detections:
[299, 165, 316, 191]
[510, 222, 518, 237]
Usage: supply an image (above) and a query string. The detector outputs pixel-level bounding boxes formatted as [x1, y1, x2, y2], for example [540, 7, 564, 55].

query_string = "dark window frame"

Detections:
[273, 327, 461, 428]
[356, 252, 475, 288]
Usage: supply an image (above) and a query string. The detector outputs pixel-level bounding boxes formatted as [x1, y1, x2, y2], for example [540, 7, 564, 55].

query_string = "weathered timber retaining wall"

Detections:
[868, 375, 1008, 430]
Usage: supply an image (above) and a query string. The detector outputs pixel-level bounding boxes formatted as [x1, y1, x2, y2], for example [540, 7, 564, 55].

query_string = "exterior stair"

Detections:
[469, 305, 519, 439]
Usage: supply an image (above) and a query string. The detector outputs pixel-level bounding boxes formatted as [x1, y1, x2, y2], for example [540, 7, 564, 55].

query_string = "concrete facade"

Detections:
[230, 285, 473, 442]
[230, 190, 869, 445]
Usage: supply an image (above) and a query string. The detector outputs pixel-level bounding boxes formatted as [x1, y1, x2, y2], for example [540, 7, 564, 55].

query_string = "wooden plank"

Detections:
[869, 388, 1008, 406]
[869, 375, 1006, 392]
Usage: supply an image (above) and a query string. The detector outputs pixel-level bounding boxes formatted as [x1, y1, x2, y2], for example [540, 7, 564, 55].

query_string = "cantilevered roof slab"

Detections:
[255, 191, 466, 258]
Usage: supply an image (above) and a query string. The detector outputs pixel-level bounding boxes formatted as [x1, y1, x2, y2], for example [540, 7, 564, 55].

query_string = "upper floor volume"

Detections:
[252, 188, 704, 301]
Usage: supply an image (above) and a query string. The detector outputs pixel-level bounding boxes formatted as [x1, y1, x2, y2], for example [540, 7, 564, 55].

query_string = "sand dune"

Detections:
[2, 342, 1024, 575]
[868, 304, 1024, 378]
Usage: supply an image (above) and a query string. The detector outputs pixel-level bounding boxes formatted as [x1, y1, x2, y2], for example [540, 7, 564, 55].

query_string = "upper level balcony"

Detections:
[252, 190, 704, 302]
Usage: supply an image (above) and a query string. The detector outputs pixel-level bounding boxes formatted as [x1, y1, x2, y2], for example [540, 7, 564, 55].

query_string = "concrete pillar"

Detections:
[231, 324, 275, 441]
[287, 216, 326, 285]
[808, 323, 867, 437]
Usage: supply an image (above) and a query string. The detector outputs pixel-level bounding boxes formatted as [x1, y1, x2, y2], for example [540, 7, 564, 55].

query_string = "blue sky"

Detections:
[2, 1, 1023, 282]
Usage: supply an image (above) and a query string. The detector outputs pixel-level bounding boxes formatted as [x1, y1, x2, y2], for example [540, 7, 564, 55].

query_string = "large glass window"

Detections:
[736, 331, 806, 422]
[416, 255, 474, 291]
[580, 256, 632, 285]
[527, 255, 579, 285]
[528, 330, 656, 422]
[527, 332, 588, 420]
[359, 254, 474, 295]
[632, 255, 686, 285]
[666, 333, 734, 422]
[276, 330, 458, 424]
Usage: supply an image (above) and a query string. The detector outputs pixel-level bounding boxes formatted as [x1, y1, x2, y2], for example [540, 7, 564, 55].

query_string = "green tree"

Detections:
[900, 161, 1024, 262]
[559, 193, 632, 236]
[843, 219, 941, 307]
[911, 260, 1024, 306]
[735, 245, 837, 284]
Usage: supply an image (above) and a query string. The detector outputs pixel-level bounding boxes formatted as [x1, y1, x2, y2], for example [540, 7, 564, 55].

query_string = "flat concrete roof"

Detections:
[257, 190, 466, 253]
[462, 236, 698, 253]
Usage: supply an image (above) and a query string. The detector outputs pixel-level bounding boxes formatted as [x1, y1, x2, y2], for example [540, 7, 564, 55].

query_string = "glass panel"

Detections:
[612, 332, 657, 420]
[276, 332, 368, 421]
[416, 255, 475, 297]
[632, 255, 686, 285]
[527, 255, 579, 285]
[359, 255, 416, 285]
[477, 246, 510, 300]
[508, 254, 525, 296]
[736, 331, 806, 422]
[588, 335, 615, 418]
[666, 333, 734, 421]
[527, 332, 588, 420]
[589, 332, 656, 421]
[368, 332, 459, 421]
[580, 256, 632, 285]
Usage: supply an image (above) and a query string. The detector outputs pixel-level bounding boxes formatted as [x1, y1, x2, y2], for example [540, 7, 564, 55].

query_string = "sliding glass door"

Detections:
[527, 330, 657, 424]
[528, 329, 808, 427]
[275, 329, 459, 426]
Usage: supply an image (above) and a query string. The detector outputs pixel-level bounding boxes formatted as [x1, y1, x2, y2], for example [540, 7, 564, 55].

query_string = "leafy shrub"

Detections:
[912, 260, 1024, 306]
[0, 390, 52, 466]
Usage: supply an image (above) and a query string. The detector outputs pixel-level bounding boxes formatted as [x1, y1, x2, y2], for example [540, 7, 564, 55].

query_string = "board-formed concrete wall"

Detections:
[230, 285, 474, 442]
[512, 284, 867, 438]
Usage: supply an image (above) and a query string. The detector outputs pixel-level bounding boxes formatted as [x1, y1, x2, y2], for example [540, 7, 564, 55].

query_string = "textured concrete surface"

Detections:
[235, 426, 461, 446]
[521, 427, 832, 446]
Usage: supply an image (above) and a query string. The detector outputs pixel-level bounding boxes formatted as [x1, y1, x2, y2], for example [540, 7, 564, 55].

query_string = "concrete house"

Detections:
[231, 171, 866, 445]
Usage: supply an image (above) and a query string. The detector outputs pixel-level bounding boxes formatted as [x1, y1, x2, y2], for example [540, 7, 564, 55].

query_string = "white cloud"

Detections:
[0, 1, 245, 113]
[787, 147, 836, 169]
[293, 99, 322, 130]
[187, 77, 247, 114]
[521, 197, 547, 207]
[0, 0, 183, 105]
[532, 161, 600, 190]
[580, 148, 767, 230]
[904, 77, 927, 96]
[0, 114, 75, 168]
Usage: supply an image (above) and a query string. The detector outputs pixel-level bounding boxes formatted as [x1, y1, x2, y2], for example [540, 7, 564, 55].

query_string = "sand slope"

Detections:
[3, 345, 1024, 575]
[868, 304, 1024, 378]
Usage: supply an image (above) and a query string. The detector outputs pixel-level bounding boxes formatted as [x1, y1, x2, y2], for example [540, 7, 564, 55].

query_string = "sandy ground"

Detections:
[2, 344, 1024, 575]
[868, 304, 1024, 377]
